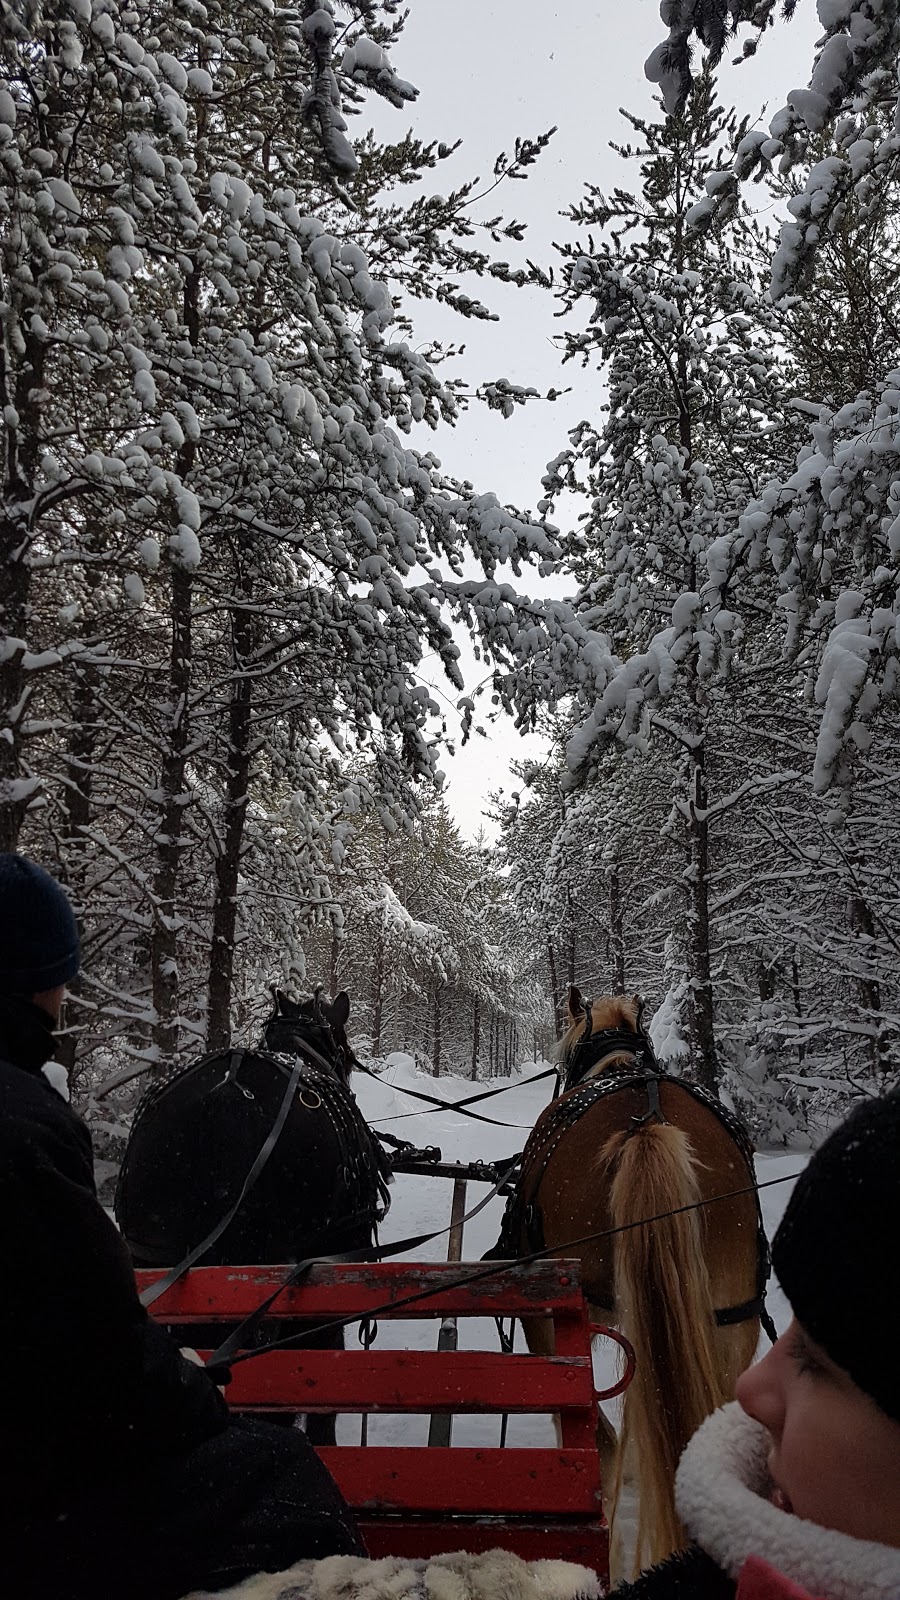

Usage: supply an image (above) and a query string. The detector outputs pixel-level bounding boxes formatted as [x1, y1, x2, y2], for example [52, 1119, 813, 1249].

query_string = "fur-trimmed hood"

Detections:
[675, 1403, 900, 1600]
[185, 1549, 602, 1600]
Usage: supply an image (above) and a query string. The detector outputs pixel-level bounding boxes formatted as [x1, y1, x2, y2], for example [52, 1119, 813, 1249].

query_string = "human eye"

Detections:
[787, 1328, 826, 1378]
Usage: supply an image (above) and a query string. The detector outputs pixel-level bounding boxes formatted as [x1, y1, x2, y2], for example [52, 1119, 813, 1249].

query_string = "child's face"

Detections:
[736, 1319, 900, 1547]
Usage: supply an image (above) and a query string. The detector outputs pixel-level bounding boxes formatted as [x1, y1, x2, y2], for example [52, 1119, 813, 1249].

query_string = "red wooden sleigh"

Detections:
[137, 1259, 609, 1582]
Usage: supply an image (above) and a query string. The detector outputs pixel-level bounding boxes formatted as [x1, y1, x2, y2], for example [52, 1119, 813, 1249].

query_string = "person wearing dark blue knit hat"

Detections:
[0, 849, 81, 996]
[0, 851, 81, 1077]
[0, 854, 361, 1600]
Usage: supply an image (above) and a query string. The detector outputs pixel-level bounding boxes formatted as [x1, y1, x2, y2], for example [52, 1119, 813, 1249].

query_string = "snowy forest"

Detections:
[3, 0, 900, 1142]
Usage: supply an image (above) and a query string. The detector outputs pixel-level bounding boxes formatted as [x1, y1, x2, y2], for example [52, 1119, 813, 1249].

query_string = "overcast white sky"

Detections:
[361, 1, 823, 839]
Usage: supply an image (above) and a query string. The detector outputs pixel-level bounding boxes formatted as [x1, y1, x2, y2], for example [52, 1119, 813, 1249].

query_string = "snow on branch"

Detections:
[645, 1, 802, 117]
[661, 1, 900, 298]
[340, 32, 417, 110]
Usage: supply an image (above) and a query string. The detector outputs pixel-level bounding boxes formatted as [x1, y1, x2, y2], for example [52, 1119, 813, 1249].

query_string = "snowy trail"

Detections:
[344, 1058, 807, 1448]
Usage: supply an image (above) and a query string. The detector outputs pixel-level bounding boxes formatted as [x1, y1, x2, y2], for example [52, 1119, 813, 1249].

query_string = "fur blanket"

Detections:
[184, 1548, 603, 1600]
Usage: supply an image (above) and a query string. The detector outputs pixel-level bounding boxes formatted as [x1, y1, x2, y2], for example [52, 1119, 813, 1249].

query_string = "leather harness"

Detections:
[122, 1026, 392, 1309]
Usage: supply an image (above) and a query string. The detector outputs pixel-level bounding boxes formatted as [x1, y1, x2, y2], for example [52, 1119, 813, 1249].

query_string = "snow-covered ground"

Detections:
[342, 1055, 807, 1448]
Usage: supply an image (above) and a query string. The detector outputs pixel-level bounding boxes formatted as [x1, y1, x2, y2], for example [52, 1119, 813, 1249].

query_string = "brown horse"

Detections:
[508, 989, 764, 1578]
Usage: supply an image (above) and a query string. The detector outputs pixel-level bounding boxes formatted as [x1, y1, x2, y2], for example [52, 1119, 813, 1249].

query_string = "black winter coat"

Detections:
[0, 997, 229, 1517]
[0, 997, 362, 1599]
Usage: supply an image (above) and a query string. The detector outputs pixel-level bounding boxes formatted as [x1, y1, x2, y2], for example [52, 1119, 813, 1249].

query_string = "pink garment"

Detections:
[736, 1556, 824, 1600]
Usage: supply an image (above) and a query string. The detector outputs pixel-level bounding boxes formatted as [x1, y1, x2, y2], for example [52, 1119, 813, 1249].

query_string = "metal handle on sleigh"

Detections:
[590, 1323, 636, 1402]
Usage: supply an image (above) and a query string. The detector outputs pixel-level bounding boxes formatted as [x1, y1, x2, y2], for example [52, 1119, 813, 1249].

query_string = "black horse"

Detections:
[115, 989, 391, 1444]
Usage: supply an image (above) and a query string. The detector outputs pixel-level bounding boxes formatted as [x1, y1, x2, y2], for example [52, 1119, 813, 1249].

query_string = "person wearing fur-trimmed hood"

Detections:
[612, 1088, 900, 1600]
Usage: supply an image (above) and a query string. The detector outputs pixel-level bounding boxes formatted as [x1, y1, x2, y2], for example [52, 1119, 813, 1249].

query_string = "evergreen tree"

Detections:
[0, 2, 557, 1079]
[540, 76, 800, 1090]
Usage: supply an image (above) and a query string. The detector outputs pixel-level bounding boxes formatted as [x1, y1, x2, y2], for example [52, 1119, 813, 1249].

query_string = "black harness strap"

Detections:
[631, 1069, 664, 1127]
[135, 1027, 392, 1310]
[140, 1053, 303, 1308]
[361, 1062, 559, 1131]
[205, 1156, 520, 1370]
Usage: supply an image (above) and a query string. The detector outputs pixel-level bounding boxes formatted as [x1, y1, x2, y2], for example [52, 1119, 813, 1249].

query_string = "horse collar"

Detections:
[563, 1026, 656, 1093]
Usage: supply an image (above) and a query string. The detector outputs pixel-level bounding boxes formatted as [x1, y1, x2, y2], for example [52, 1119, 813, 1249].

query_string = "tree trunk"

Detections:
[609, 863, 626, 994]
[471, 995, 480, 1079]
[371, 928, 385, 1056]
[790, 950, 805, 1067]
[328, 932, 340, 999]
[151, 268, 201, 1071]
[0, 329, 45, 850]
[0, 520, 29, 850]
[150, 565, 193, 1070]
[207, 599, 255, 1054]
[757, 955, 776, 1004]
[431, 978, 443, 1076]
[54, 660, 101, 1080]
[547, 938, 562, 1038]
[848, 891, 889, 1079]
[566, 889, 576, 991]
[685, 743, 719, 1095]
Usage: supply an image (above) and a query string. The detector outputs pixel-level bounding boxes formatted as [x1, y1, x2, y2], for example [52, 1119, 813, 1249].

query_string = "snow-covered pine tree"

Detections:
[539, 75, 801, 1091]
[770, 121, 900, 406]
[299, 781, 542, 1077]
[0, 2, 559, 1082]
[494, 740, 676, 1036]
[649, 0, 900, 305]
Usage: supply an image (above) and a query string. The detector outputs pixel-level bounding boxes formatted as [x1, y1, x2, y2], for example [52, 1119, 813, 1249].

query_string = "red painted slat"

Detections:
[357, 1517, 608, 1572]
[136, 1260, 586, 1321]
[316, 1447, 602, 1516]
[214, 1348, 594, 1413]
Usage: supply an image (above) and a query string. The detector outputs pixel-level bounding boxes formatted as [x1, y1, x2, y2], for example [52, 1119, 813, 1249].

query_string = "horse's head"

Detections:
[261, 987, 359, 1086]
[559, 987, 648, 1086]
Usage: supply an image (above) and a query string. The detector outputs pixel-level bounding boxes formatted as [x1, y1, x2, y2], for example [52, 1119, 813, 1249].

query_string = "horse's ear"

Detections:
[632, 993, 645, 1029]
[331, 990, 350, 1029]
[567, 985, 583, 1020]
[275, 987, 288, 1014]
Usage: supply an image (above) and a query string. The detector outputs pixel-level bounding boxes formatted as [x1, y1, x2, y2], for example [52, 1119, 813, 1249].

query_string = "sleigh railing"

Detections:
[137, 1259, 609, 1581]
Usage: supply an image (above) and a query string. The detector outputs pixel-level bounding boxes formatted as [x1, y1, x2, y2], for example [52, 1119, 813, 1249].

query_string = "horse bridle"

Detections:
[263, 989, 359, 1083]
[561, 994, 659, 1098]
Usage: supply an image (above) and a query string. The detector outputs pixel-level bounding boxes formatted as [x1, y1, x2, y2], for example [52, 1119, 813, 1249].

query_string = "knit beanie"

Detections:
[772, 1088, 900, 1422]
[0, 853, 80, 994]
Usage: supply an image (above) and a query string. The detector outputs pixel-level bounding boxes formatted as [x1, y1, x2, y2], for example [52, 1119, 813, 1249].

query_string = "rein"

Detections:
[204, 1156, 520, 1369]
[194, 1168, 798, 1376]
[360, 1062, 559, 1130]
[137, 1024, 374, 1310]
